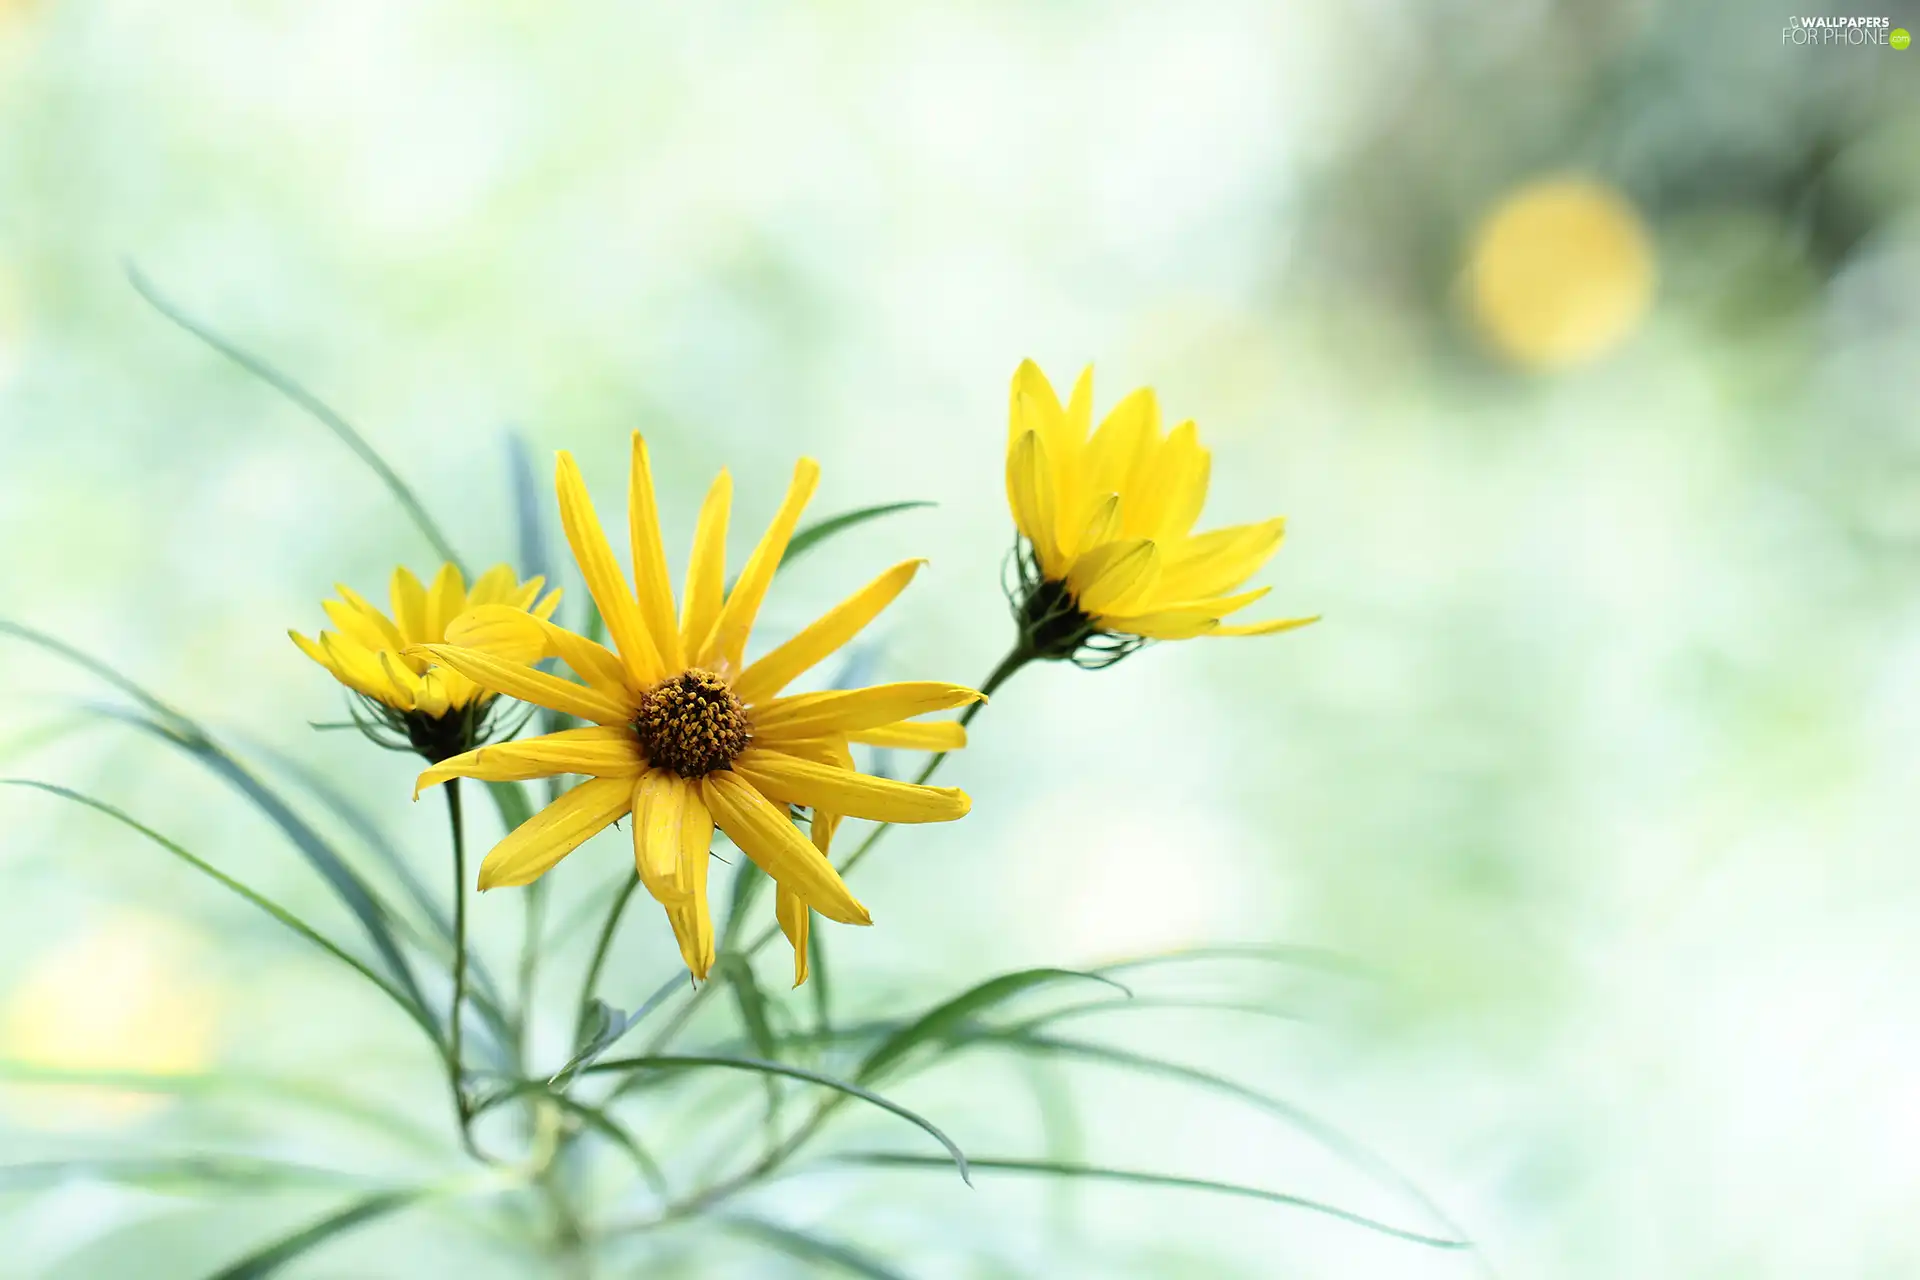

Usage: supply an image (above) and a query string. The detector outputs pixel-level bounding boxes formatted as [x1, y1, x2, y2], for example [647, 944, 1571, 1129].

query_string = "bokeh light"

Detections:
[1465, 175, 1657, 370]
[1, 913, 218, 1128]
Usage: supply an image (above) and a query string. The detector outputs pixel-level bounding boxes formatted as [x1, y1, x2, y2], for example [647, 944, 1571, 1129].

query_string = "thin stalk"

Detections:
[444, 780, 487, 1163]
[574, 872, 644, 1047]
[518, 879, 548, 1061]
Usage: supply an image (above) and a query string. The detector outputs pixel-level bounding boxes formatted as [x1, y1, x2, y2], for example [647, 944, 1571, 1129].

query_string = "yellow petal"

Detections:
[1064, 538, 1160, 616]
[557, 450, 662, 685]
[332, 585, 407, 649]
[663, 785, 716, 979]
[626, 433, 685, 673]
[681, 469, 732, 666]
[476, 776, 633, 890]
[1006, 429, 1063, 577]
[1087, 386, 1159, 496]
[414, 725, 643, 797]
[1007, 358, 1064, 448]
[700, 770, 868, 926]
[533, 587, 563, 621]
[1155, 519, 1287, 602]
[710, 457, 821, 675]
[733, 748, 971, 825]
[751, 682, 984, 740]
[776, 885, 810, 988]
[847, 720, 967, 751]
[389, 567, 429, 647]
[424, 563, 467, 645]
[447, 606, 631, 697]
[1124, 421, 1210, 540]
[508, 575, 548, 610]
[289, 630, 354, 691]
[632, 769, 691, 897]
[466, 564, 517, 608]
[322, 599, 395, 654]
[408, 644, 633, 725]
[1067, 493, 1122, 562]
[731, 559, 924, 708]
[1211, 614, 1321, 637]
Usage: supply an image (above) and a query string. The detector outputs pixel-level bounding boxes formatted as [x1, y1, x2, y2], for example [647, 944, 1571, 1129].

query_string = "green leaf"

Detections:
[0, 1061, 446, 1155]
[779, 501, 934, 572]
[720, 1214, 908, 1279]
[485, 779, 536, 834]
[958, 1030, 1471, 1251]
[0, 619, 431, 1028]
[721, 956, 779, 1063]
[719, 851, 767, 950]
[854, 969, 1129, 1085]
[208, 1189, 427, 1279]
[542, 1095, 669, 1199]
[3, 781, 439, 1044]
[1096, 942, 1368, 981]
[835, 1155, 1470, 1250]
[544, 972, 685, 1089]
[503, 428, 553, 586]
[807, 928, 832, 1039]
[583, 1053, 970, 1184]
[103, 710, 435, 1031]
[126, 266, 464, 573]
[243, 735, 516, 1055]
[0, 1155, 378, 1195]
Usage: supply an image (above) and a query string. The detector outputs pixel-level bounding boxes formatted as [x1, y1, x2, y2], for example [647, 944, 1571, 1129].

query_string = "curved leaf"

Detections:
[778, 501, 935, 573]
[0, 624, 435, 1032]
[209, 1189, 427, 1279]
[4, 781, 438, 1044]
[584, 1053, 969, 1184]
[854, 969, 1129, 1085]
[837, 1155, 1470, 1250]
[1095, 943, 1368, 981]
[0, 1155, 377, 1195]
[721, 1214, 908, 1279]
[958, 1030, 1472, 1252]
[543, 1095, 669, 1199]
[127, 266, 463, 572]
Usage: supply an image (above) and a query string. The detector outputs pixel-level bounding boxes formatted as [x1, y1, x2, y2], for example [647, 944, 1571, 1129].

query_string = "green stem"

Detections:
[574, 872, 644, 1046]
[640, 644, 1032, 1056]
[444, 780, 486, 1163]
[518, 879, 548, 1061]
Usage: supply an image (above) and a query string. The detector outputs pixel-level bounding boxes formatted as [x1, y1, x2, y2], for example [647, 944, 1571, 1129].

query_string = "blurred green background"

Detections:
[4, 1, 1919, 1275]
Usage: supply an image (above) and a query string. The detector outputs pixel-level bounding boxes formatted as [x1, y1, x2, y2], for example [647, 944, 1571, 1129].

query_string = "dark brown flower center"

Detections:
[633, 668, 750, 778]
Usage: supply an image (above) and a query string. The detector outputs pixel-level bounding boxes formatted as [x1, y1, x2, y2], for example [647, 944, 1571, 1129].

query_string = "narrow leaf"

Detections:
[543, 1095, 669, 1199]
[836, 1155, 1470, 1250]
[720, 855, 767, 950]
[104, 710, 434, 1029]
[126, 266, 464, 572]
[721, 1214, 908, 1279]
[545, 972, 685, 1088]
[3, 781, 438, 1044]
[485, 780, 536, 835]
[780, 501, 934, 571]
[962, 1030, 1471, 1250]
[854, 969, 1129, 1085]
[807, 928, 832, 1038]
[583, 1053, 970, 1184]
[209, 1189, 427, 1279]
[0, 1155, 377, 1195]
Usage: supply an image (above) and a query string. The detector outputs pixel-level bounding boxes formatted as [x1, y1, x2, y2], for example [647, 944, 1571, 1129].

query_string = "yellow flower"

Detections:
[1002, 360, 1317, 664]
[291, 563, 560, 759]
[410, 433, 977, 984]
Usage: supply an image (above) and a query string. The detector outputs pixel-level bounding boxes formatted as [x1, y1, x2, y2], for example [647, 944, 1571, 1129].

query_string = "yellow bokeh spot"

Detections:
[1, 914, 219, 1127]
[1465, 176, 1656, 370]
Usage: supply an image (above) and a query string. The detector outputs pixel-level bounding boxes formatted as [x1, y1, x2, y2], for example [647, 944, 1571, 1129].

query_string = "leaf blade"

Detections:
[208, 1189, 427, 1279]
[584, 1053, 969, 1184]
[835, 1154, 1470, 1251]
[853, 968, 1129, 1085]
[126, 266, 463, 573]
[720, 1214, 909, 1279]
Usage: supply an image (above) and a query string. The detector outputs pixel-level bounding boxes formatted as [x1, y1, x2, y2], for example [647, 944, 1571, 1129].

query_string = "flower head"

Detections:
[410, 434, 976, 984]
[1002, 360, 1317, 666]
[291, 564, 560, 761]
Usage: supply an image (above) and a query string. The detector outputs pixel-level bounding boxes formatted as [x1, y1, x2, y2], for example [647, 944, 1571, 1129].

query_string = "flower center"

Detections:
[633, 668, 750, 778]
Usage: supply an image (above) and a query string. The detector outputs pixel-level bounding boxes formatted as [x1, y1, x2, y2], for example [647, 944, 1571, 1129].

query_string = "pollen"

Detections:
[633, 668, 751, 778]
